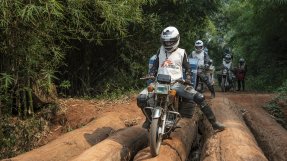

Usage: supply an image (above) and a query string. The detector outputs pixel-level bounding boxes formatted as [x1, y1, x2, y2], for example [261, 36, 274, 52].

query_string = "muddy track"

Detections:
[3, 92, 287, 161]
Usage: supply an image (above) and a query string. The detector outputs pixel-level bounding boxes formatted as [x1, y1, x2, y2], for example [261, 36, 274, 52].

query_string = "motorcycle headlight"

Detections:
[156, 84, 170, 94]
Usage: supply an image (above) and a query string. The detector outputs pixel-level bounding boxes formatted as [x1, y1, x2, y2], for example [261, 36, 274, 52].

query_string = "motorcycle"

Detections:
[188, 57, 206, 93]
[140, 74, 189, 156]
[220, 66, 236, 92]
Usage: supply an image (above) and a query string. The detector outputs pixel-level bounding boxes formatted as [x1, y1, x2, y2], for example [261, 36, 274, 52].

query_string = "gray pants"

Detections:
[138, 83, 203, 109]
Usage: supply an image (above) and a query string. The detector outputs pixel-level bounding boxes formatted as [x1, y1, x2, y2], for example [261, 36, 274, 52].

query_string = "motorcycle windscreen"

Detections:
[189, 58, 199, 88]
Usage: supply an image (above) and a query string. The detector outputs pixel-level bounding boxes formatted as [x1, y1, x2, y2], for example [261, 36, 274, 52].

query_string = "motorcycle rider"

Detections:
[222, 54, 233, 70]
[220, 54, 234, 86]
[223, 48, 233, 62]
[189, 40, 216, 98]
[236, 58, 247, 91]
[137, 26, 225, 132]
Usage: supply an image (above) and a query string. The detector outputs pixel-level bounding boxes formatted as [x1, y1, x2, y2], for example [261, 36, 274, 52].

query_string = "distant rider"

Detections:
[236, 58, 247, 91]
[189, 40, 216, 98]
[220, 53, 234, 86]
[137, 26, 225, 131]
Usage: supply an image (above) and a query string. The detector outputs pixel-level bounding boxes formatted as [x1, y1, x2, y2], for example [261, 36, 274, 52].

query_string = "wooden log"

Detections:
[72, 126, 148, 161]
[201, 96, 268, 161]
[226, 93, 287, 161]
[134, 109, 201, 161]
[4, 112, 127, 161]
[243, 110, 287, 161]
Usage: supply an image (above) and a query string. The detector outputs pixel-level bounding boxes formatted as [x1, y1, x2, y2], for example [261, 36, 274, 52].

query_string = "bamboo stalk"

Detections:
[23, 89, 27, 118]
[0, 101, 3, 139]
[28, 88, 34, 115]
[16, 89, 21, 117]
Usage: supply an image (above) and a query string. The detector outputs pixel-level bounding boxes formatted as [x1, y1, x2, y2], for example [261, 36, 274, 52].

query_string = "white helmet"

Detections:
[160, 26, 180, 53]
[208, 59, 213, 65]
[224, 54, 232, 63]
[239, 58, 245, 64]
[195, 40, 204, 52]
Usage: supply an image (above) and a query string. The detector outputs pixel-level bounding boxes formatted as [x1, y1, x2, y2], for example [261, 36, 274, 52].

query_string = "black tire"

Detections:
[231, 79, 236, 92]
[221, 77, 226, 92]
[149, 118, 162, 157]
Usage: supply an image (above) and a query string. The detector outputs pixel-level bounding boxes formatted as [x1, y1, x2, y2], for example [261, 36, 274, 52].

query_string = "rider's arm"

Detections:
[204, 52, 210, 65]
[149, 55, 159, 76]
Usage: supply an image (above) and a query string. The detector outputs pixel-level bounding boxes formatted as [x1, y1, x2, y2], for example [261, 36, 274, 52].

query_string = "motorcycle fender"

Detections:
[152, 107, 161, 119]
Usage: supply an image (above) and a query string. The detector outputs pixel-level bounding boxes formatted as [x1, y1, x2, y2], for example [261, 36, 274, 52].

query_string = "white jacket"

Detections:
[156, 46, 186, 83]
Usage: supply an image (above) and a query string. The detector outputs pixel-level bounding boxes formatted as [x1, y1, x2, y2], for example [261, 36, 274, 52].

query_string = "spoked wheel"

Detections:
[149, 118, 162, 157]
[232, 79, 236, 92]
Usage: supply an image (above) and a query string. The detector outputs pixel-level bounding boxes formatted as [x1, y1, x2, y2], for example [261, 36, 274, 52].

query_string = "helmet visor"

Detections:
[163, 41, 176, 47]
[195, 46, 203, 50]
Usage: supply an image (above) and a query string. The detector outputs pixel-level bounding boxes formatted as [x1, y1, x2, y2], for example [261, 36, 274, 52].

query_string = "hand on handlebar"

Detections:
[184, 75, 193, 86]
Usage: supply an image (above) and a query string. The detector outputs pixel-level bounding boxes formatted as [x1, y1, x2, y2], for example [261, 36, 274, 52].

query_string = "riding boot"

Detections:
[237, 80, 241, 91]
[209, 85, 216, 98]
[200, 103, 225, 131]
[193, 93, 225, 131]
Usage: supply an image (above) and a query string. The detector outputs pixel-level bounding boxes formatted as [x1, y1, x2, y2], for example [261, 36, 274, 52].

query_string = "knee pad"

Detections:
[137, 94, 147, 108]
[193, 92, 205, 105]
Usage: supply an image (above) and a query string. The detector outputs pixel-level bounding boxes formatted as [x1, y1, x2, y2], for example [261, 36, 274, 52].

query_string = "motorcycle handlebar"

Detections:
[140, 76, 155, 80]
[140, 76, 193, 86]
[175, 79, 193, 86]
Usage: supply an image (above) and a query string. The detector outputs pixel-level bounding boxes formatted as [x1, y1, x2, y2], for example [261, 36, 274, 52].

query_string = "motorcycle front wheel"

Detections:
[221, 77, 226, 92]
[149, 118, 163, 157]
[231, 79, 236, 92]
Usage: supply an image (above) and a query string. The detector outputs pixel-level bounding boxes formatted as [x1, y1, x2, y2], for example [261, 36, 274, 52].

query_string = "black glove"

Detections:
[144, 73, 155, 81]
[147, 72, 155, 78]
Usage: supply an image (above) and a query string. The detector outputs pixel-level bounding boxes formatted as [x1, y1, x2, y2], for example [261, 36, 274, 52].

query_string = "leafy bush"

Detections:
[245, 75, 274, 92]
[0, 116, 48, 159]
[0, 103, 61, 159]
[263, 80, 287, 129]
[276, 79, 287, 96]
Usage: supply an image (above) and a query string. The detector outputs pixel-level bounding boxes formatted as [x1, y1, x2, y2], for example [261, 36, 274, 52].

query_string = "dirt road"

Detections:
[3, 92, 287, 161]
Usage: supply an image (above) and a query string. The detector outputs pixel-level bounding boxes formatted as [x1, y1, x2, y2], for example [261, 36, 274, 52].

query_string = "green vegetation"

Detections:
[0, 0, 220, 117]
[0, 1, 220, 158]
[214, 0, 287, 91]
[0, 104, 59, 159]
[263, 80, 287, 129]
